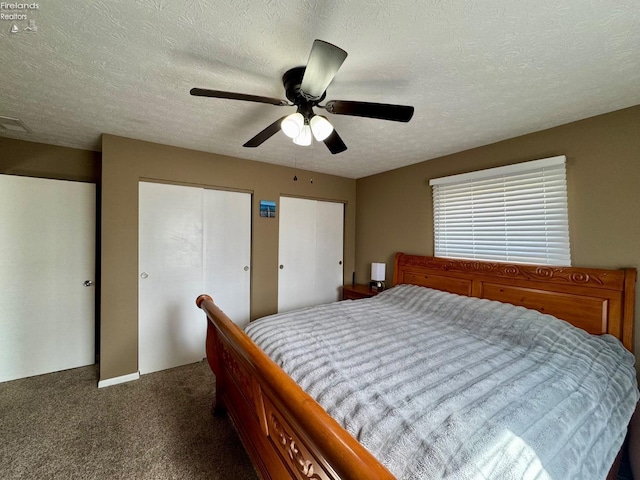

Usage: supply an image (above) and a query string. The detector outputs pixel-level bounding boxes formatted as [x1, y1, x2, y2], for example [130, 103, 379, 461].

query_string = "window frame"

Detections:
[429, 156, 571, 266]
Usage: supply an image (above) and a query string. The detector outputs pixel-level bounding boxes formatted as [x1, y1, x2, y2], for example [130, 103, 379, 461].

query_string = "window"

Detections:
[430, 156, 571, 266]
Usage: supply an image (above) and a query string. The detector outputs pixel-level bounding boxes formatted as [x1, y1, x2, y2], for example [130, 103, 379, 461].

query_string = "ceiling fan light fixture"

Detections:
[191, 39, 414, 154]
[281, 112, 304, 139]
[309, 115, 333, 141]
[293, 124, 312, 146]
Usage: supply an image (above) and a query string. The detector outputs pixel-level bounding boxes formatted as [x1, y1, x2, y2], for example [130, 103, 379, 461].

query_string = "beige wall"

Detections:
[0, 137, 100, 182]
[3, 105, 638, 381]
[101, 134, 356, 381]
[356, 104, 640, 372]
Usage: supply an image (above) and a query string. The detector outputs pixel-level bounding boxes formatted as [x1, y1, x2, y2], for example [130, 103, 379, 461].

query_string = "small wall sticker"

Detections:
[260, 200, 276, 218]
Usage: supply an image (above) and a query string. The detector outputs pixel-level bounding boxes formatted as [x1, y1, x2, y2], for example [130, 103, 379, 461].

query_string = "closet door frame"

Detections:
[277, 196, 345, 313]
[138, 180, 252, 374]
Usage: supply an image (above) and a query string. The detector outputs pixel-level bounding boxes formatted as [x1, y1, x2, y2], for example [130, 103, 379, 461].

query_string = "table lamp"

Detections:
[370, 262, 386, 291]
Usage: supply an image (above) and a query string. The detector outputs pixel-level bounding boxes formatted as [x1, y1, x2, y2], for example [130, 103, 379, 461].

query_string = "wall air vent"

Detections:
[0, 116, 32, 133]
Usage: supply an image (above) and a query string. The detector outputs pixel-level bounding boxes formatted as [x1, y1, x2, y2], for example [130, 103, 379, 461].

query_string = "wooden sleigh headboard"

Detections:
[393, 253, 637, 352]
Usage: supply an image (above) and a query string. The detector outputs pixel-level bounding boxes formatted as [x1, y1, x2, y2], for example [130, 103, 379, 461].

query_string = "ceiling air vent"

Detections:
[0, 116, 32, 133]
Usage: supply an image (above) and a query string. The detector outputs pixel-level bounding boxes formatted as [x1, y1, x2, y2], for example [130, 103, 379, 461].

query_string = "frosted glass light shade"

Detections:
[309, 115, 334, 141]
[293, 124, 312, 146]
[281, 113, 304, 139]
[371, 262, 386, 281]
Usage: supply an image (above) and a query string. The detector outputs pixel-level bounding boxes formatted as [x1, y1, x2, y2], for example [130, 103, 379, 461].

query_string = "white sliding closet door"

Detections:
[278, 198, 317, 313]
[278, 197, 344, 313]
[0, 175, 95, 383]
[203, 189, 251, 328]
[139, 182, 251, 374]
[139, 182, 204, 375]
[314, 200, 345, 305]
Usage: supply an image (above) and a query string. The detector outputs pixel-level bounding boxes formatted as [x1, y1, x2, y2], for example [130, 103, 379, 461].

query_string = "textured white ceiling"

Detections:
[0, 0, 639, 178]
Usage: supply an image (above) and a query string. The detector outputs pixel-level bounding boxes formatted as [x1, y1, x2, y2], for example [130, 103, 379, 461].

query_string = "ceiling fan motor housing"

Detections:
[283, 67, 325, 106]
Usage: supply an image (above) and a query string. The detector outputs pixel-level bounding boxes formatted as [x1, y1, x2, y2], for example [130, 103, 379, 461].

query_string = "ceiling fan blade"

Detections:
[323, 129, 347, 154]
[243, 116, 287, 148]
[324, 100, 414, 122]
[300, 40, 348, 100]
[190, 88, 289, 106]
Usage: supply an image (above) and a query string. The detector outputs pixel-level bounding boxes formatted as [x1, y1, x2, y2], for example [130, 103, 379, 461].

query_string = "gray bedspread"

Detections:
[245, 284, 639, 480]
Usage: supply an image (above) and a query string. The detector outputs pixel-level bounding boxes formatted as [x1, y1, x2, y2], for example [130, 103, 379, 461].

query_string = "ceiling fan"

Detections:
[190, 40, 414, 154]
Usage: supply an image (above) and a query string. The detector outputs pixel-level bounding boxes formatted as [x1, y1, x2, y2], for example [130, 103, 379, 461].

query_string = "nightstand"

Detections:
[342, 284, 381, 300]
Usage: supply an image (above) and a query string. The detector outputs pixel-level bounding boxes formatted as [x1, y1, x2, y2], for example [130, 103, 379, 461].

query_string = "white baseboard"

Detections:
[97, 371, 140, 388]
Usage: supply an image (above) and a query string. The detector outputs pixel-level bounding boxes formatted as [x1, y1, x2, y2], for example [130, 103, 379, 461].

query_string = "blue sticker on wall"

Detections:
[260, 200, 276, 218]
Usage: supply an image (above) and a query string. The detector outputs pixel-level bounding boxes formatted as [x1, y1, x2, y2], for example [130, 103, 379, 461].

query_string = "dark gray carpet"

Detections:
[0, 361, 258, 479]
[1, 362, 633, 479]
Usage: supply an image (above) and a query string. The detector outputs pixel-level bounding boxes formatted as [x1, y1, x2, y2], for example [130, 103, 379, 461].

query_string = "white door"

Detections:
[278, 197, 344, 313]
[203, 189, 251, 328]
[278, 197, 318, 313]
[314, 200, 345, 305]
[139, 182, 205, 374]
[139, 182, 251, 374]
[0, 175, 95, 383]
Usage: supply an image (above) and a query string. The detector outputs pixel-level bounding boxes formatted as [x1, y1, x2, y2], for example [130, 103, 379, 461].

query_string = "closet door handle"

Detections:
[279, 265, 284, 269]
[244, 266, 249, 271]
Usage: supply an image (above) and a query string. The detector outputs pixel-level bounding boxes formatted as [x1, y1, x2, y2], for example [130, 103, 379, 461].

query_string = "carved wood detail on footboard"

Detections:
[264, 395, 336, 480]
[196, 295, 395, 480]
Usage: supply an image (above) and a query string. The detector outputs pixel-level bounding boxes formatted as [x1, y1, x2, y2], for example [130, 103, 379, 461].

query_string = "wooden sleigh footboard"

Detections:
[195, 295, 394, 480]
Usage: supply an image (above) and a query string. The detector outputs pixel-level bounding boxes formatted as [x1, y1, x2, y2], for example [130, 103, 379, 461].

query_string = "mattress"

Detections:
[245, 284, 639, 480]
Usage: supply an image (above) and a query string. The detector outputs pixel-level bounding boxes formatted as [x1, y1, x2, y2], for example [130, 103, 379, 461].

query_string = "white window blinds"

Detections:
[430, 156, 571, 266]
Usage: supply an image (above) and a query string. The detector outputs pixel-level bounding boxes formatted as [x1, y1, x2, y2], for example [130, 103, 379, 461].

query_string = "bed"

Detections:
[196, 253, 638, 480]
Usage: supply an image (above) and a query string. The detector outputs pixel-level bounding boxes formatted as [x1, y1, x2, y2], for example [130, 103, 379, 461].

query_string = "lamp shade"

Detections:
[371, 262, 386, 281]
[281, 113, 304, 139]
[309, 115, 334, 141]
[293, 124, 312, 146]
